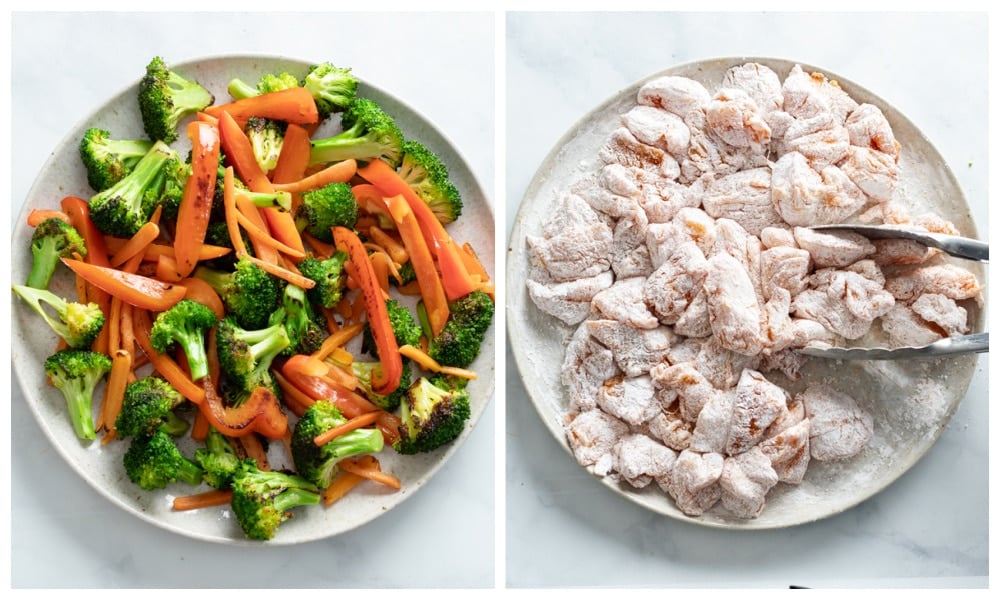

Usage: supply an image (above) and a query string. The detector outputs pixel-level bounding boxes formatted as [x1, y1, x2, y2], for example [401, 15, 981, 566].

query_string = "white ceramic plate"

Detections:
[11, 55, 495, 546]
[507, 57, 985, 530]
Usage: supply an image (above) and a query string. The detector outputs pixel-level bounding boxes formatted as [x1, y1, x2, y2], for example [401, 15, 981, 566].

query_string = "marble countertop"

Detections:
[10, 12, 495, 589]
[505, 11, 988, 589]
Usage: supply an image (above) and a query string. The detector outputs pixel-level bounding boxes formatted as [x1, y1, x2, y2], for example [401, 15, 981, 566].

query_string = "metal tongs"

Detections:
[796, 224, 989, 360]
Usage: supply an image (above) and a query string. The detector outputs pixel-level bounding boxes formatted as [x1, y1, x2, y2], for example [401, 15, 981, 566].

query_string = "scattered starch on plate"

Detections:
[524, 62, 984, 520]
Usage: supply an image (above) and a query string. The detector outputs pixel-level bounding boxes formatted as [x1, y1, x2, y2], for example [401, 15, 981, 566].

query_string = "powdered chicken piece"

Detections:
[703, 253, 764, 356]
[792, 289, 874, 340]
[711, 218, 765, 301]
[801, 384, 873, 461]
[826, 269, 896, 322]
[645, 404, 695, 451]
[911, 293, 969, 336]
[643, 241, 710, 324]
[673, 289, 713, 338]
[597, 375, 660, 427]
[613, 433, 678, 488]
[760, 245, 812, 301]
[792, 226, 876, 268]
[591, 276, 660, 329]
[701, 168, 783, 236]
[526, 271, 614, 326]
[566, 408, 630, 476]
[839, 145, 898, 203]
[722, 63, 783, 117]
[781, 64, 858, 123]
[688, 389, 733, 454]
[870, 237, 934, 266]
[610, 202, 654, 278]
[760, 287, 797, 354]
[880, 304, 945, 348]
[673, 206, 718, 257]
[600, 127, 680, 179]
[759, 226, 798, 249]
[570, 174, 640, 219]
[719, 447, 780, 518]
[782, 113, 851, 170]
[845, 103, 900, 159]
[759, 418, 811, 484]
[525, 193, 614, 282]
[637, 75, 711, 119]
[695, 335, 757, 389]
[649, 361, 718, 423]
[621, 105, 691, 159]
[561, 321, 621, 414]
[705, 88, 772, 149]
[663, 449, 724, 516]
[884, 263, 983, 303]
[726, 369, 787, 455]
[638, 179, 702, 224]
[771, 152, 869, 226]
[586, 319, 675, 377]
[682, 107, 767, 183]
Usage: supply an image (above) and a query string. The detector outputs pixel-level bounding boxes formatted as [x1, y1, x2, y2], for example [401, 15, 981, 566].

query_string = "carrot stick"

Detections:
[107, 295, 123, 355]
[368, 226, 409, 265]
[196, 112, 219, 126]
[322, 470, 365, 505]
[204, 87, 319, 125]
[218, 110, 275, 194]
[313, 411, 380, 447]
[155, 254, 184, 283]
[273, 370, 316, 417]
[351, 184, 393, 220]
[173, 489, 233, 511]
[174, 120, 221, 277]
[338, 456, 401, 490]
[119, 301, 135, 359]
[272, 123, 312, 185]
[27, 209, 71, 227]
[61, 196, 112, 333]
[222, 167, 248, 257]
[61, 258, 187, 311]
[240, 434, 270, 470]
[271, 159, 357, 193]
[241, 253, 316, 289]
[302, 232, 336, 259]
[233, 198, 306, 259]
[311, 322, 365, 361]
[437, 236, 479, 301]
[103, 239, 232, 263]
[180, 276, 226, 320]
[370, 250, 391, 293]
[191, 411, 210, 441]
[99, 349, 132, 435]
[233, 194, 280, 264]
[357, 159, 449, 254]
[398, 344, 477, 380]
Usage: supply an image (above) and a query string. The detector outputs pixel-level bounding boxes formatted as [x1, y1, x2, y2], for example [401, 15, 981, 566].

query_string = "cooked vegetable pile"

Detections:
[13, 56, 494, 541]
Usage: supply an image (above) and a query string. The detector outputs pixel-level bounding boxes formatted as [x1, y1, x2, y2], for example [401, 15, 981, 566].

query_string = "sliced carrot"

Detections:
[155, 254, 184, 283]
[313, 411, 380, 447]
[218, 110, 275, 194]
[233, 193, 279, 264]
[350, 184, 392, 220]
[302, 232, 336, 259]
[222, 167, 248, 257]
[191, 409, 210, 442]
[370, 250, 391, 294]
[104, 239, 232, 263]
[119, 301, 135, 359]
[271, 159, 358, 193]
[437, 236, 479, 301]
[240, 433, 271, 471]
[322, 470, 365, 505]
[398, 344, 477, 380]
[27, 209, 71, 227]
[338, 455, 401, 490]
[99, 349, 132, 436]
[311, 322, 365, 361]
[195, 112, 220, 126]
[233, 196, 306, 259]
[357, 159, 449, 253]
[272, 123, 312, 185]
[241, 253, 316, 289]
[173, 489, 233, 511]
[61, 257, 186, 311]
[173, 120, 221, 277]
[179, 276, 226, 319]
[273, 371, 314, 418]
[368, 226, 408, 265]
[204, 87, 319, 125]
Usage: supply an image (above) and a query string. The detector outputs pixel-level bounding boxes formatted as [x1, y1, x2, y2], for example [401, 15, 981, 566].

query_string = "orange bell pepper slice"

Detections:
[60, 257, 186, 312]
[173, 120, 221, 278]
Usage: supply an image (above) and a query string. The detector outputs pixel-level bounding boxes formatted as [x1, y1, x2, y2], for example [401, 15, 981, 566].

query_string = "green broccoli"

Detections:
[229, 459, 321, 540]
[296, 252, 348, 309]
[149, 299, 218, 382]
[227, 71, 300, 100]
[43, 348, 113, 441]
[12, 285, 105, 349]
[291, 399, 384, 489]
[123, 430, 203, 490]
[309, 98, 404, 168]
[362, 298, 422, 359]
[246, 116, 286, 173]
[203, 221, 249, 271]
[303, 62, 358, 119]
[195, 428, 242, 490]
[393, 260, 417, 287]
[215, 315, 290, 406]
[79, 127, 155, 192]
[156, 154, 193, 221]
[25, 217, 87, 290]
[194, 255, 281, 330]
[138, 56, 214, 144]
[426, 290, 495, 368]
[295, 182, 358, 242]
[352, 360, 413, 412]
[88, 140, 176, 238]
[267, 283, 329, 356]
[115, 376, 190, 438]
[397, 140, 463, 224]
[393, 375, 471, 455]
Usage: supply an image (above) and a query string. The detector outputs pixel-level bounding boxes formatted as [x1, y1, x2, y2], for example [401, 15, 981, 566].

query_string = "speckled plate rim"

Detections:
[506, 56, 984, 531]
[11, 53, 495, 546]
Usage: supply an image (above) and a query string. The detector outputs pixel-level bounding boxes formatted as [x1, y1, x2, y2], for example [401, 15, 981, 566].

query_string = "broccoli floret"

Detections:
[149, 299, 218, 382]
[427, 290, 495, 368]
[43, 348, 113, 441]
[203, 221, 250, 271]
[89, 140, 176, 238]
[296, 252, 348, 309]
[138, 56, 214, 144]
[362, 298, 422, 359]
[194, 255, 281, 330]
[246, 116, 286, 173]
[79, 127, 155, 192]
[230, 459, 321, 540]
[215, 315, 290, 406]
[267, 283, 329, 356]
[228, 72, 300, 100]
[25, 217, 87, 290]
[123, 430, 203, 490]
[115, 376, 189, 438]
[303, 62, 358, 119]
[195, 428, 242, 490]
[393, 376, 471, 455]
[156, 155, 193, 222]
[291, 400, 384, 489]
[12, 285, 105, 349]
[352, 360, 412, 412]
[393, 260, 417, 287]
[309, 98, 404, 168]
[397, 140, 463, 224]
[295, 182, 358, 242]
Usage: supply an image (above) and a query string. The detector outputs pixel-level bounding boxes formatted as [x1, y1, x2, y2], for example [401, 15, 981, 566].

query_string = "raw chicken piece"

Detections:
[600, 127, 680, 179]
[870, 238, 934, 266]
[719, 447, 780, 518]
[525, 193, 614, 282]
[695, 335, 757, 389]
[722, 62, 783, 116]
[704, 253, 764, 356]
[911, 293, 969, 336]
[759, 418, 811, 484]
[637, 75, 711, 118]
[526, 271, 614, 326]
[884, 263, 983, 302]
[599, 163, 643, 198]
[673, 289, 713, 338]
[649, 361, 718, 423]
[760, 287, 797, 353]
[689, 390, 735, 454]
[792, 226, 876, 268]
[638, 179, 701, 224]
[645, 222, 685, 269]
[586, 319, 675, 378]
[705, 88, 772, 148]
[880, 304, 945, 347]
[771, 152, 869, 226]
[561, 321, 620, 414]
[825, 269, 895, 322]
[764, 396, 807, 438]
[726, 369, 787, 455]
[645, 403, 695, 451]
[591, 277, 660, 329]
[845, 103, 900, 159]
[597, 375, 660, 427]
[570, 174, 641, 219]
[759, 226, 798, 249]
[611, 201, 654, 278]
[621, 105, 691, 158]
[800, 384, 873, 461]
[782, 113, 851, 170]
[788, 317, 842, 348]
[681, 108, 767, 183]
[792, 289, 875, 340]
[781, 64, 858, 123]
[566, 408, 629, 476]
[613, 433, 678, 488]
[667, 337, 703, 366]
[662, 449, 724, 516]
[673, 207, 718, 258]
[643, 241, 710, 324]
[701, 168, 783, 236]
[838, 145, 898, 203]
[711, 218, 764, 301]
[760, 245, 812, 301]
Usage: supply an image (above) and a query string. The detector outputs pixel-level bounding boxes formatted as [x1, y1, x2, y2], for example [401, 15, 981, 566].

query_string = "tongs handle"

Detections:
[811, 225, 989, 262]
[798, 332, 989, 360]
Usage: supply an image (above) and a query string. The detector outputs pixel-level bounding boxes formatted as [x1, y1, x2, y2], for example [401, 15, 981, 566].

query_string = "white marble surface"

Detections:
[10, 12, 495, 588]
[505, 12, 989, 588]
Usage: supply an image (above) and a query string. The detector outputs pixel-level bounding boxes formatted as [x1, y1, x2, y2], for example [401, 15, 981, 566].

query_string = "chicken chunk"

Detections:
[566, 408, 630, 476]
[600, 127, 680, 179]
[525, 193, 614, 282]
[597, 375, 660, 427]
[586, 319, 675, 378]
[704, 253, 764, 356]
[611, 202, 654, 278]
[800, 384, 873, 461]
[722, 62, 783, 116]
[673, 289, 713, 338]
[637, 75, 711, 118]
[726, 370, 787, 455]
[645, 403, 695, 451]
[792, 226, 876, 268]
[839, 145, 898, 203]
[526, 271, 614, 326]
[719, 447, 780, 518]
[911, 293, 969, 336]
[879, 304, 944, 348]
[782, 112, 851, 170]
[663, 449, 724, 516]
[621, 105, 691, 158]
[870, 238, 934, 266]
[643, 241, 710, 324]
[781, 64, 858, 123]
[613, 433, 678, 489]
[759, 226, 798, 249]
[759, 418, 811, 484]
[701, 167, 783, 236]
[760, 245, 812, 300]
[705, 88, 772, 149]
[649, 361, 718, 423]
[561, 321, 620, 414]
[884, 263, 983, 302]
[771, 151, 869, 226]
[591, 276, 660, 329]
[845, 103, 900, 159]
